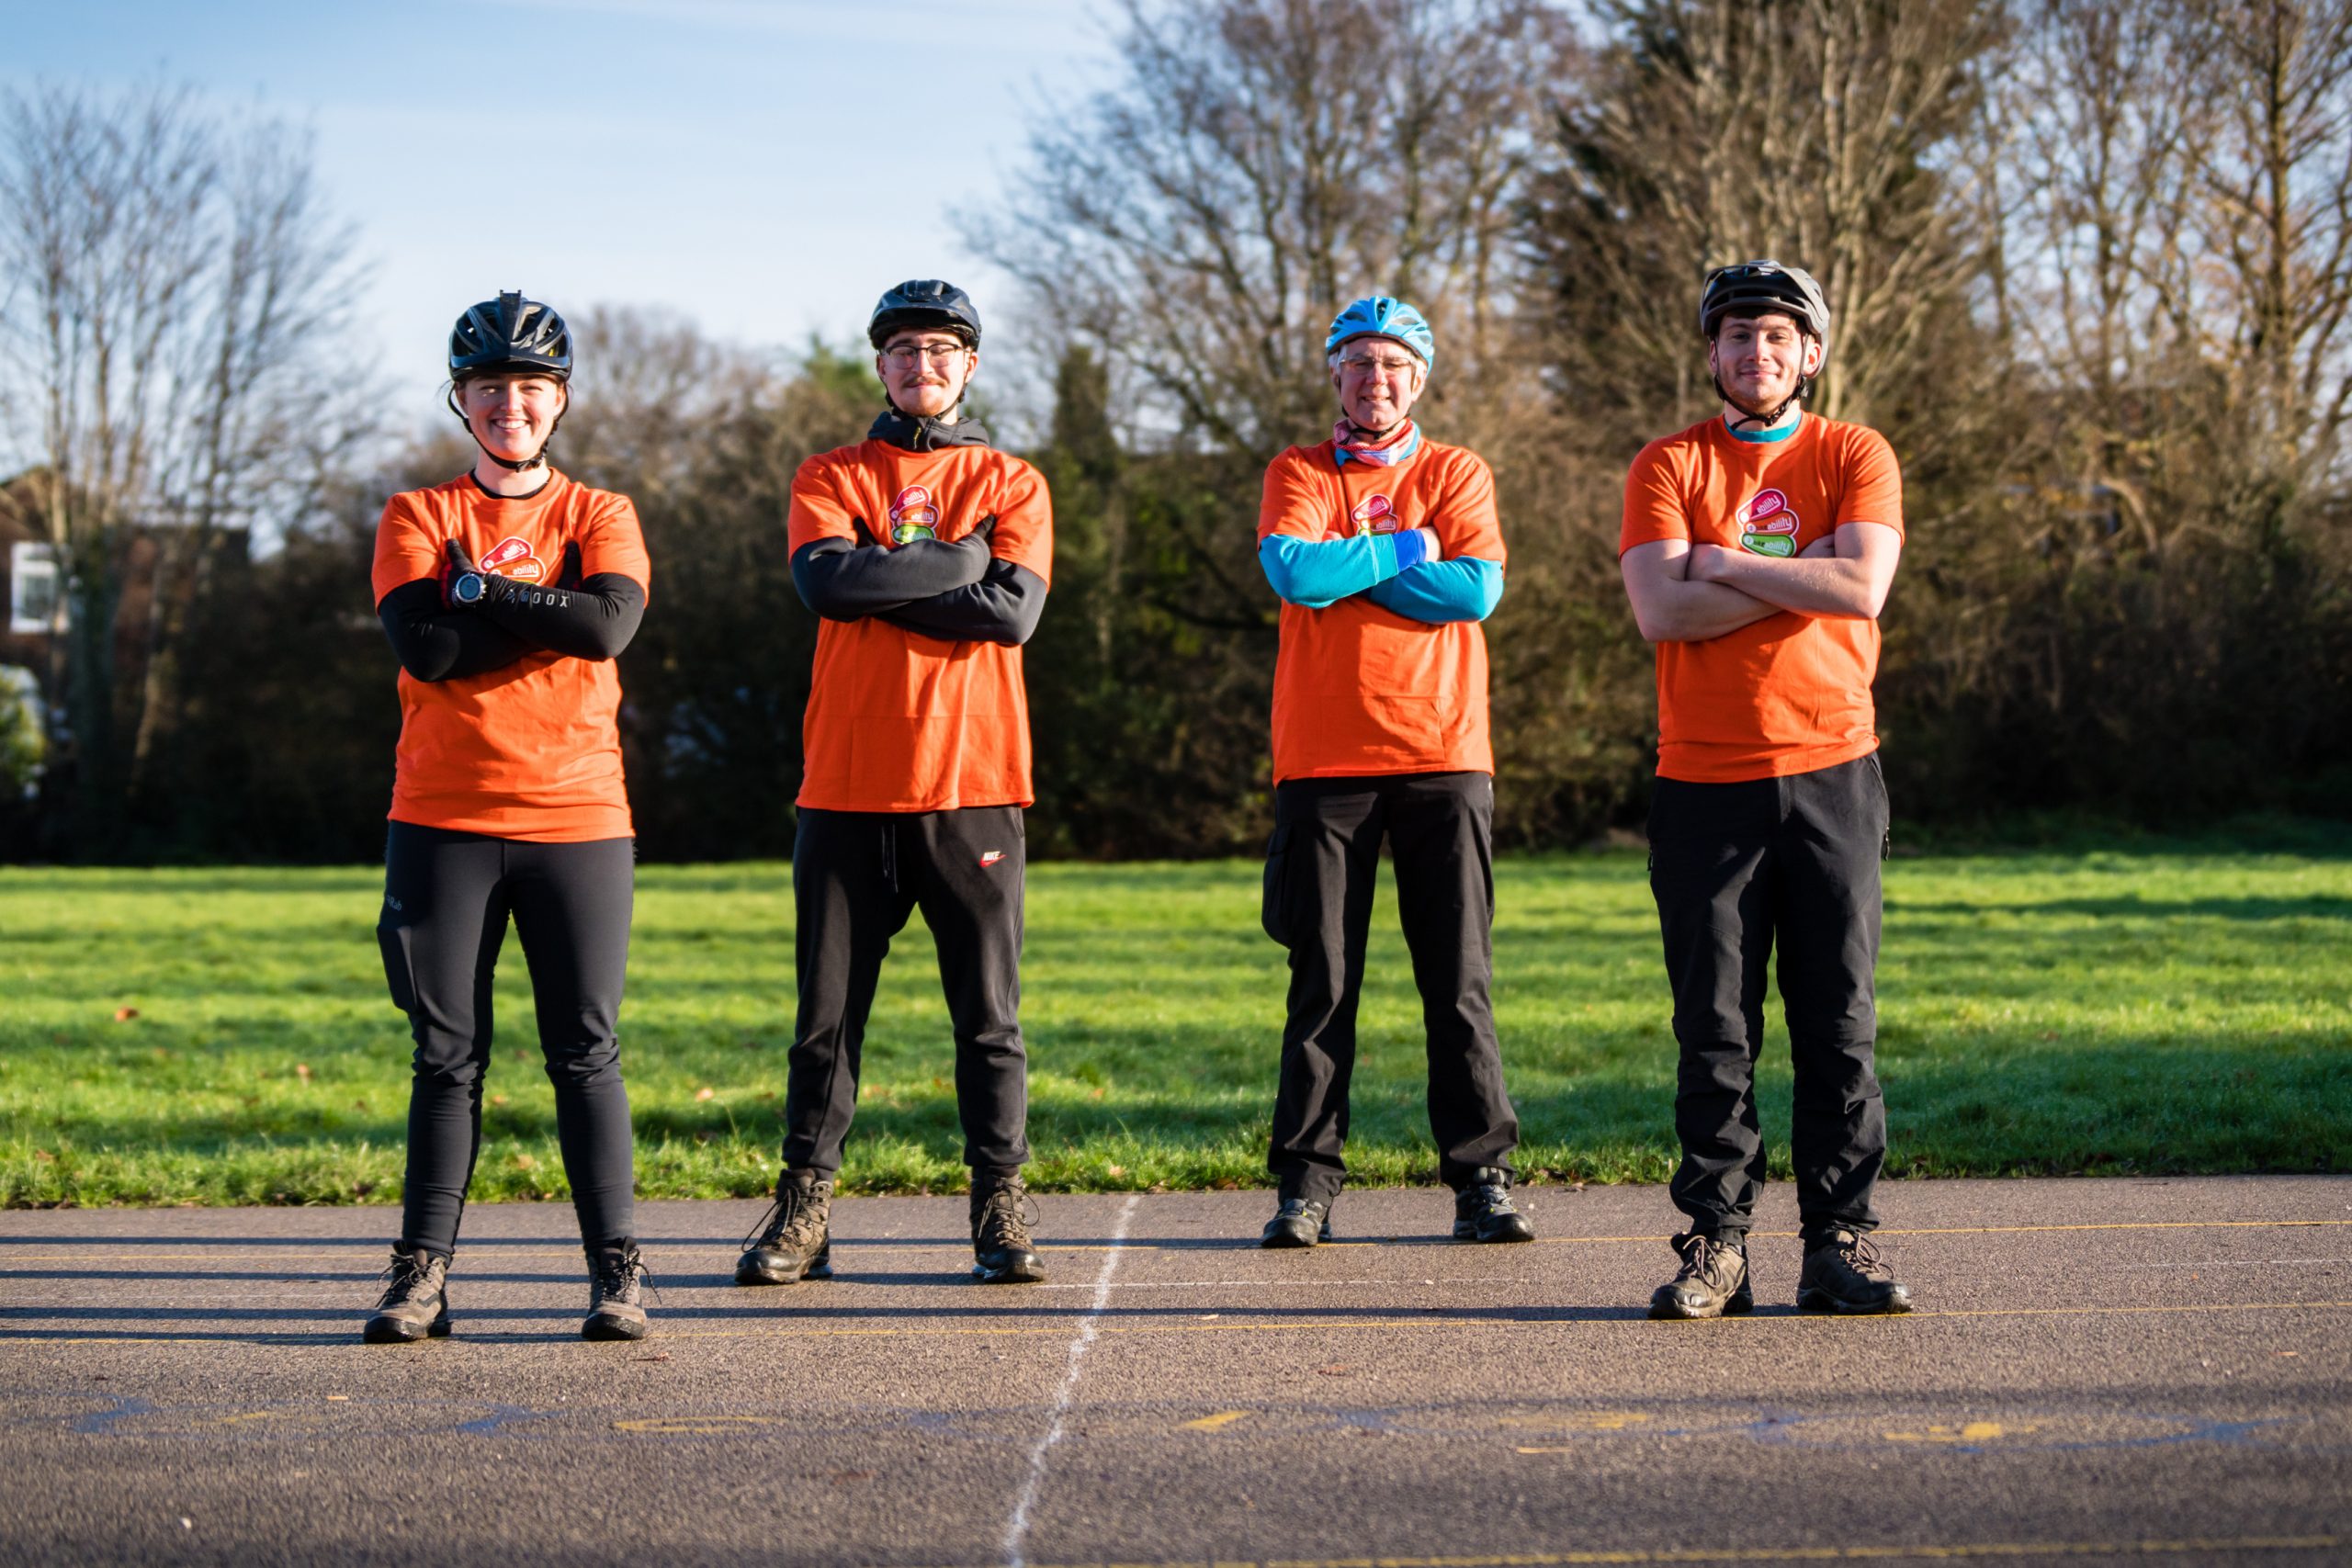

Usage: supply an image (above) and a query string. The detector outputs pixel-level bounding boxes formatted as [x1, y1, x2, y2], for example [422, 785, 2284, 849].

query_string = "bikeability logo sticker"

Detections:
[1736, 490, 1800, 557]
[889, 485, 940, 544]
[481, 536, 545, 581]
[1351, 494, 1400, 536]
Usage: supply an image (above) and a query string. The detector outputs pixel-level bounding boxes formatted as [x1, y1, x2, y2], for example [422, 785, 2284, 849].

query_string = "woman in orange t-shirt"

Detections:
[362, 291, 653, 1346]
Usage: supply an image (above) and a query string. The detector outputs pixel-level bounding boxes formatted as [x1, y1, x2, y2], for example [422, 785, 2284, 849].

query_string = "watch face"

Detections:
[454, 572, 485, 604]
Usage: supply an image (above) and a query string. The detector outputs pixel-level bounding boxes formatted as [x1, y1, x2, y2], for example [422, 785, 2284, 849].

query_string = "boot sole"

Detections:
[734, 1249, 833, 1285]
[362, 1314, 451, 1344]
[1453, 1221, 1536, 1243]
[973, 1257, 1047, 1283]
[1647, 1290, 1754, 1321]
[582, 1313, 650, 1341]
[1796, 1286, 1913, 1315]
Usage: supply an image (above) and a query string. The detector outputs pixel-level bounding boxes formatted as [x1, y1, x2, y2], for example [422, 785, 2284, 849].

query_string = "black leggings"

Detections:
[376, 822, 638, 1257]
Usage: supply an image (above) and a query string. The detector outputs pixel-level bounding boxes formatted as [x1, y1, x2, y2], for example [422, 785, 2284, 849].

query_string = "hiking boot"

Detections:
[1798, 1229, 1913, 1314]
[1647, 1232, 1753, 1320]
[735, 1170, 834, 1284]
[1453, 1168, 1535, 1243]
[970, 1174, 1046, 1283]
[1260, 1196, 1332, 1248]
[582, 1241, 651, 1341]
[362, 1247, 451, 1343]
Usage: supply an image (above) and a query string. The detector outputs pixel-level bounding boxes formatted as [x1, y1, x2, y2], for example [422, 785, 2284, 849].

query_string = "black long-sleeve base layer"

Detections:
[1261, 770, 1521, 1206]
[781, 805, 1031, 1179]
[376, 822, 638, 1257]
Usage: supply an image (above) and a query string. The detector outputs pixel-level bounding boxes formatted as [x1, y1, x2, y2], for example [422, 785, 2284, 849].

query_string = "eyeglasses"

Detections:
[1338, 353, 1421, 376]
[881, 342, 971, 367]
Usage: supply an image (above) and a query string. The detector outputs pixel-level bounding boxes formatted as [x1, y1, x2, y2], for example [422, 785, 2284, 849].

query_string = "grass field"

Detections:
[4, 827, 2348, 1208]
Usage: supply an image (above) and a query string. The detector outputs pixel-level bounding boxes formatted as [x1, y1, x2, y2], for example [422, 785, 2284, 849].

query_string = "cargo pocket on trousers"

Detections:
[1261, 824, 1295, 947]
[377, 920, 418, 1014]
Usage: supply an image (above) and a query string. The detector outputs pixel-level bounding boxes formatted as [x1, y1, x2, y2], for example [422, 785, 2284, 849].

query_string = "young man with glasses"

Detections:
[738, 279, 1055, 1287]
[1619, 260, 1912, 1319]
[1250, 295, 1532, 1249]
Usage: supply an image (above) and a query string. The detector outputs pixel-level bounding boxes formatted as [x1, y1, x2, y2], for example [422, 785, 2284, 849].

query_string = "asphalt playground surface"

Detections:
[4, 1177, 2348, 1568]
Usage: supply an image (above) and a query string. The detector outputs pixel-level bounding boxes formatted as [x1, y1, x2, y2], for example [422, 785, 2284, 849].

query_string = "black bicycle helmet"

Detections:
[867, 279, 981, 350]
[449, 289, 572, 381]
[1698, 260, 1829, 343]
[446, 289, 571, 471]
[1700, 260, 1830, 428]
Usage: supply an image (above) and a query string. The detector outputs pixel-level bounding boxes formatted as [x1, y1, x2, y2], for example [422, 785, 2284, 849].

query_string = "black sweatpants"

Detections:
[376, 822, 637, 1258]
[1645, 751, 1891, 1247]
[784, 805, 1029, 1178]
[1261, 771, 1520, 1205]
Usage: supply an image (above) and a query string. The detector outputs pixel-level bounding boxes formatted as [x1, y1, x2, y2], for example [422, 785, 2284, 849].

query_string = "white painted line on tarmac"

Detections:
[2124, 1258, 2352, 1268]
[1001, 1191, 1139, 1568]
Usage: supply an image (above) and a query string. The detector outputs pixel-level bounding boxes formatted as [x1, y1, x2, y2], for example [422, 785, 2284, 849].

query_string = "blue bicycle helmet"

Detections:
[1325, 296, 1434, 370]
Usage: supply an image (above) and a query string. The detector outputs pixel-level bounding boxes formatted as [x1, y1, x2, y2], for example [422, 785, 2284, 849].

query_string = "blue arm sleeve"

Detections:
[1362, 558, 1505, 624]
[1258, 531, 1430, 608]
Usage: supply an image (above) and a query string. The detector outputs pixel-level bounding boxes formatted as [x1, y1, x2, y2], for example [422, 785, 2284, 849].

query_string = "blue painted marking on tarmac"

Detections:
[71, 1394, 156, 1434]
[456, 1405, 561, 1436]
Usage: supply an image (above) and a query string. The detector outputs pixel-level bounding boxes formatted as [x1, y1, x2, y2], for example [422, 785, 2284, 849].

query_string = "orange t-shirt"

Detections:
[369, 471, 650, 840]
[786, 439, 1053, 812]
[1619, 414, 1904, 784]
[1258, 438, 1504, 784]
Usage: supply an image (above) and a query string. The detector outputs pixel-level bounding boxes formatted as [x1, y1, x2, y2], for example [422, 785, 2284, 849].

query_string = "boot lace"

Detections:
[374, 1250, 445, 1309]
[1675, 1234, 1739, 1287]
[592, 1250, 657, 1309]
[976, 1185, 1038, 1250]
[1833, 1234, 1889, 1278]
[743, 1183, 826, 1253]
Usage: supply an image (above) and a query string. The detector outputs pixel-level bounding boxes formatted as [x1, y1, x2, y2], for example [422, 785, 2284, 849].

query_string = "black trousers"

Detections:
[376, 822, 638, 1258]
[784, 806, 1029, 1178]
[1261, 771, 1520, 1205]
[1645, 751, 1891, 1247]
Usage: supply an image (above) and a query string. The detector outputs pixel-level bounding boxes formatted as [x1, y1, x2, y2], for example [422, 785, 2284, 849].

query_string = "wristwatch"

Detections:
[450, 570, 486, 605]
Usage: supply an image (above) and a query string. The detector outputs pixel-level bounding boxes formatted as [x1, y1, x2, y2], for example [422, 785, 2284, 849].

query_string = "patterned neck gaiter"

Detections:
[1333, 417, 1421, 468]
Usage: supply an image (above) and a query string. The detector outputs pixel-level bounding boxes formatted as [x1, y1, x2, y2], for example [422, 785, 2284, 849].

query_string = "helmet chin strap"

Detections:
[447, 387, 562, 471]
[1711, 341, 1818, 431]
[1713, 371, 1808, 431]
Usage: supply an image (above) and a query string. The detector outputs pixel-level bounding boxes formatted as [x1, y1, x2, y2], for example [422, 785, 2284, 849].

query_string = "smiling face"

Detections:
[877, 330, 978, 420]
[457, 372, 568, 463]
[1709, 311, 1823, 413]
[1329, 335, 1429, 434]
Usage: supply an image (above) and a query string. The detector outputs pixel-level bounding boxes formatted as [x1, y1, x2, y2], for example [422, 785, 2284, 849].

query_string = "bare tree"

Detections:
[0, 81, 369, 835]
[2185, 0, 2352, 497]
[968, 0, 1572, 457]
[1539, 0, 2005, 432]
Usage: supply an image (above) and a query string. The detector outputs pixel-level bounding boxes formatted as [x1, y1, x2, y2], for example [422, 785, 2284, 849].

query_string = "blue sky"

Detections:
[4, 0, 1116, 428]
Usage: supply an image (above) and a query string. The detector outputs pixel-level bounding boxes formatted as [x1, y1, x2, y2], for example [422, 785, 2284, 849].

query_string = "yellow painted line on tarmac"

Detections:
[1011, 1540, 2348, 1566]
[7, 1219, 2351, 1267]
[1181, 1410, 1253, 1431]
[13, 1298, 2352, 1346]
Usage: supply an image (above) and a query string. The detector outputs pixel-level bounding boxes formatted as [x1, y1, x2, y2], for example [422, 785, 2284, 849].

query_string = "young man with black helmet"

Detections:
[737, 280, 1054, 1287]
[365, 289, 655, 1343]
[1251, 296, 1532, 1250]
[1619, 260, 1913, 1319]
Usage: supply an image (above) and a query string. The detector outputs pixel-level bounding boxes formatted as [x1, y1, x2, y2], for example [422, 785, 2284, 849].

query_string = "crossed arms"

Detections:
[790, 515, 1047, 646]
[379, 541, 648, 683]
[1619, 522, 1901, 644]
[1257, 528, 1505, 623]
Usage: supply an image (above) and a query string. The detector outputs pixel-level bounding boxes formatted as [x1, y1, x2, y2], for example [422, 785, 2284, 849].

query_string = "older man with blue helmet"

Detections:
[1250, 294, 1530, 1249]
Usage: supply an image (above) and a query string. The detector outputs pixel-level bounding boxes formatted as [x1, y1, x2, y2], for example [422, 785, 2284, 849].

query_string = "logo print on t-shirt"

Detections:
[889, 485, 940, 544]
[978, 850, 1006, 868]
[1735, 489, 1800, 558]
[1351, 494, 1399, 536]
[480, 535, 546, 582]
